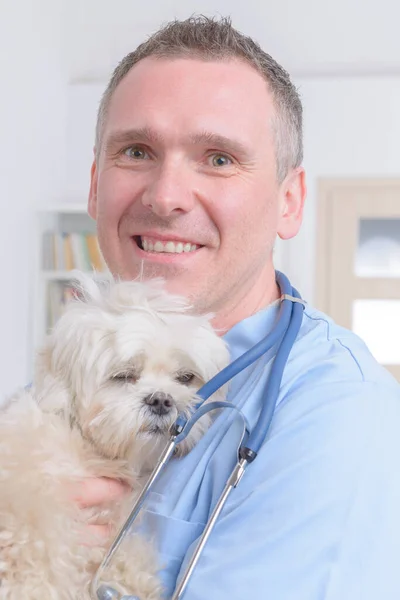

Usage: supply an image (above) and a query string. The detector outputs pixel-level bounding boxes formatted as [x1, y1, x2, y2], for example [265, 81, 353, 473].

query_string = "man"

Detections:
[76, 15, 400, 599]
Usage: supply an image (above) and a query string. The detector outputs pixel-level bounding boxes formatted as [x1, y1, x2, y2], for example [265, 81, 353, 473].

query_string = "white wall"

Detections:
[285, 76, 400, 302]
[65, 0, 400, 80]
[0, 1, 67, 398]
[65, 85, 103, 201]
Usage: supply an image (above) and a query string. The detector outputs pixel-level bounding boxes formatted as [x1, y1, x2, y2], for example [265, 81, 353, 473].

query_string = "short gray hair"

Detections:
[96, 15, 303, 182]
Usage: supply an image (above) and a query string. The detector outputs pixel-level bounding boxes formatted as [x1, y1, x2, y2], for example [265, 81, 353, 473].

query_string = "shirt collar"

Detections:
[223, 299, 281, 362]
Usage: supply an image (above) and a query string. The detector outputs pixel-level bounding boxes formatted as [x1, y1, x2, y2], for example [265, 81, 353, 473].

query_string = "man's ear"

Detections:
[277, 167, 307, 241]
[88, 149, 98, 220]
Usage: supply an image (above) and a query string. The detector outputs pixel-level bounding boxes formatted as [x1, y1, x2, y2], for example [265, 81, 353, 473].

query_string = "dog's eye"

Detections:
[112, 373, 137, 383]
[176, 372, 195, 384]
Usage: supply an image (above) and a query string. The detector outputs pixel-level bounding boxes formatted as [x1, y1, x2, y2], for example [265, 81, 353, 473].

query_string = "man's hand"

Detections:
[72, 477, 131, 544]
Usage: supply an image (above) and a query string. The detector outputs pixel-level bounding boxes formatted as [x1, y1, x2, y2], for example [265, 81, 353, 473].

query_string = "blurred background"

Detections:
[1, 0, 400, 397]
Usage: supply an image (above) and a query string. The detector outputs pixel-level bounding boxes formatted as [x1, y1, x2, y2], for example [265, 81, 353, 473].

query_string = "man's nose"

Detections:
[143, 392, 174, 416]
[141, 164, 195, 217]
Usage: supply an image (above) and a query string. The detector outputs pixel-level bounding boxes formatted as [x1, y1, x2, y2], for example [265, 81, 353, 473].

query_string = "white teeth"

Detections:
[140, 237, 199, 254]
[165, 241, 176, 253]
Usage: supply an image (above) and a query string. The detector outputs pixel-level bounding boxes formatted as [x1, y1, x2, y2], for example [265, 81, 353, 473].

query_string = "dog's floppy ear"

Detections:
[68, 270, 116, 306]
[36, 272, 115, 398]
[33, 340, 74, 413]
[182, 318, 231, 400]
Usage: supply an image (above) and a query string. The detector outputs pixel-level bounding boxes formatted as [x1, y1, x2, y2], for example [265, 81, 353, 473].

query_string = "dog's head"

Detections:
[35, 274, 230, 468]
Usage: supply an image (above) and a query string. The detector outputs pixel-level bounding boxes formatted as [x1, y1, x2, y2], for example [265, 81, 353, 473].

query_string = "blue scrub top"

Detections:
[141, 300, 400, 599]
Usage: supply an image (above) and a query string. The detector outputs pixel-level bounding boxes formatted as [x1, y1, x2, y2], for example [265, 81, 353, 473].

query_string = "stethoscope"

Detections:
[90, 271, 305, 600]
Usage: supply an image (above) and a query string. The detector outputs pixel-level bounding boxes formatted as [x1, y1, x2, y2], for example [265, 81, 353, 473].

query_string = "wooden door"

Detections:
[316, 179, 400, 381]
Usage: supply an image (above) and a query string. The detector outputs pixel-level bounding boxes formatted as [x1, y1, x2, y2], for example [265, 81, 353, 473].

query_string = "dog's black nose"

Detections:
[143, 392, 174, 416]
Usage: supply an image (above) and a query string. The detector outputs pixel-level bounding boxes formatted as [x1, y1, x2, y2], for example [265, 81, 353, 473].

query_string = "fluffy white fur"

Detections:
[0, 274, 229, 599]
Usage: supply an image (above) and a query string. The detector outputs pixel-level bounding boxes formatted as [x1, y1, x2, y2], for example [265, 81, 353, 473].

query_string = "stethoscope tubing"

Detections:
[91, 271, 305, 600]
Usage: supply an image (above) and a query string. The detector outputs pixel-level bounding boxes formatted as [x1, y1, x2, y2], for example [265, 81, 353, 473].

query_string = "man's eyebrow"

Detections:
[188, 131, 251, 157]
[104, 128, 165, 152]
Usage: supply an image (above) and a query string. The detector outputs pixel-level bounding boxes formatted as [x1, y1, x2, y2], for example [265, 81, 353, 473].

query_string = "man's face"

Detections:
[89, 57, 304, 327]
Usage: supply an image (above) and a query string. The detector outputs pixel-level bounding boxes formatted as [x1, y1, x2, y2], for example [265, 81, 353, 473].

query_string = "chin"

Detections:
[0, 272, 230, 598]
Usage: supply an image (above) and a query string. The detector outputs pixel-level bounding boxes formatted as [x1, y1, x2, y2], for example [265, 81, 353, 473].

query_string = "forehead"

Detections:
[103, 57, 276, 148]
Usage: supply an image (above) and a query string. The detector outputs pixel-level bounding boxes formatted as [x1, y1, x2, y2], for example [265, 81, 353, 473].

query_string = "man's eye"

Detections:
[175, 372, 195, 384]
[210, 153, 233, 167]
[123, 146, 149, 160]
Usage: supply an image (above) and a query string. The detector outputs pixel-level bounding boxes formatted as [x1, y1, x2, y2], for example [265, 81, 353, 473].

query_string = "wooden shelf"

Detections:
[41, 270, 107, 281]
[41, 270, 83, 281]
[37, 204, 88, 214]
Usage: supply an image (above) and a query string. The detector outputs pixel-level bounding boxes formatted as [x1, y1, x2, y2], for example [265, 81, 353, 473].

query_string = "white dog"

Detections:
[0, 274, 230, 599]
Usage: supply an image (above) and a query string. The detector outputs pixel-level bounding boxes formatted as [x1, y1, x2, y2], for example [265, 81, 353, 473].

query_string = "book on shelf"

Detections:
[42, 231, 107, 273]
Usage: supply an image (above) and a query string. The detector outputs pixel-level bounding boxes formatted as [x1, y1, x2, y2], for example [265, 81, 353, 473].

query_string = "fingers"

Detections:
[84, 523, 114, 547]
[71, 477, 131, 547]
[73, 477, 131, 509]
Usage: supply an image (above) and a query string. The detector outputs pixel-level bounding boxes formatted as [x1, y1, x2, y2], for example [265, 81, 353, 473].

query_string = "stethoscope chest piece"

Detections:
[97, 583, 139, 600]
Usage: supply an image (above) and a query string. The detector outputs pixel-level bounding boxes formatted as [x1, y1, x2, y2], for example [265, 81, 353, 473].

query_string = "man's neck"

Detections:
[211, 266, 280, 334]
